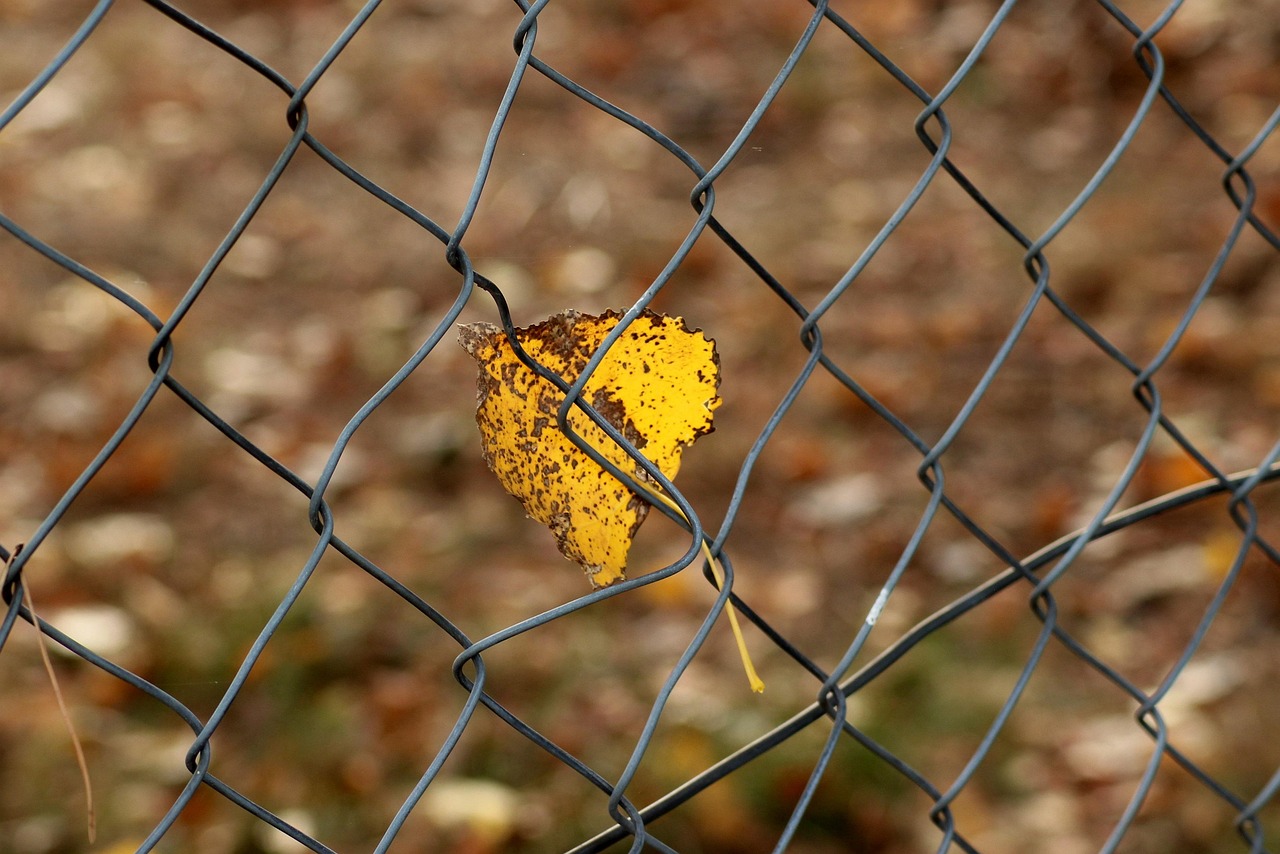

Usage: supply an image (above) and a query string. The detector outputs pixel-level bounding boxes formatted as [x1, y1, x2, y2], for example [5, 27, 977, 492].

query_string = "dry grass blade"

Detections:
[10, 546, 96, 843]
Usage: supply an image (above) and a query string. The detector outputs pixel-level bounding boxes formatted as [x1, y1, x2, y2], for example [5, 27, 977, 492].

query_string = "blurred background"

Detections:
[1, 0, 1278, 851]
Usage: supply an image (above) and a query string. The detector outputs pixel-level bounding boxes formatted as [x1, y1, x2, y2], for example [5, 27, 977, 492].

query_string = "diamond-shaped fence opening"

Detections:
[1, 2, 1278, 852]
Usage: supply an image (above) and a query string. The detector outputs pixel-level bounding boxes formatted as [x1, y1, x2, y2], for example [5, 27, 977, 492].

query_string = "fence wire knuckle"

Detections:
[1, 0, 1278, 852]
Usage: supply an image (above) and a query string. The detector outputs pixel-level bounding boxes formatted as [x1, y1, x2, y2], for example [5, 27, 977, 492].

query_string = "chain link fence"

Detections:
[2, 1, 1279, 852]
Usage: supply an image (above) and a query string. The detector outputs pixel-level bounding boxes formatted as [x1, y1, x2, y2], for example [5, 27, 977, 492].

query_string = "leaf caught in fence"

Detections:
[459, 309, 721, 588]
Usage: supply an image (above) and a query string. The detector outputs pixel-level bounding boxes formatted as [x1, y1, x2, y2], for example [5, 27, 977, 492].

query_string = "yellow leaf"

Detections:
[459, 309, 721, 588]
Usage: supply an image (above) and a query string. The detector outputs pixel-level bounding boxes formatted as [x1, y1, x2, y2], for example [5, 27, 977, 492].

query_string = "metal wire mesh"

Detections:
[2, 1, 1279, 852]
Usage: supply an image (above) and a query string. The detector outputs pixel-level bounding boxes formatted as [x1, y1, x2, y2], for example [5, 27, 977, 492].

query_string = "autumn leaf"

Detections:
[458, 309, 720, 588]
[460, 309, 763, 692]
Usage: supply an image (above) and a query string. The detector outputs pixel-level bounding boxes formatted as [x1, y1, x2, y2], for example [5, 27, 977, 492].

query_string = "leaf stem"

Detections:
[644, 490, 765, 693]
